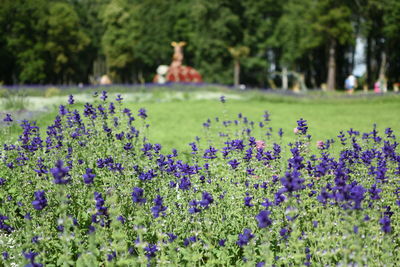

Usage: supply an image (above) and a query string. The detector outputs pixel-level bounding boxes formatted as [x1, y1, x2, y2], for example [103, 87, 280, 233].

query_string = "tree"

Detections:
[189, 0, 243, 84]
[45, 2, 90, 84]
[67, 0, 108, 83]
[315, 1, 354, 90]
[383, 0, 400, 85]
[5, 0, 48, 83]
[241, 0, 284, 87]
[270, 0, 353, 90]
[0, 0, 16, 84]
[228, 46, 249, 87]
[100, 0, 138, 82]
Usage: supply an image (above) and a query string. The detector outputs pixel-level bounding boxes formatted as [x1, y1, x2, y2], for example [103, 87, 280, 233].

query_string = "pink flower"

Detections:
[316, 140, 324, 149]
[293, 127, 300, 134]
[255, 140, 266, 150]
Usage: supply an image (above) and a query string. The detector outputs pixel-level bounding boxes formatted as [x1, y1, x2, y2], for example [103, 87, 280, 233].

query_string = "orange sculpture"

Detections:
[153, 41, 202, 83]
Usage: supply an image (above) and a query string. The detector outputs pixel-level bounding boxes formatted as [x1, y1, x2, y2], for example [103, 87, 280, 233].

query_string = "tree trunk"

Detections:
[234, 60, 240, 87]
[379, 51, 386, 78]
[327, 39, 336, 91]
[366, 35, 372, 88]
[282, 67, 288, 90]
[308, 54, 317, 88]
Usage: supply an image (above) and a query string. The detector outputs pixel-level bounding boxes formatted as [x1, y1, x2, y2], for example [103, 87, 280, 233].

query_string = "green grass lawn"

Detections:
[143, 98, 400, 152]
[1, 88, 400, 153]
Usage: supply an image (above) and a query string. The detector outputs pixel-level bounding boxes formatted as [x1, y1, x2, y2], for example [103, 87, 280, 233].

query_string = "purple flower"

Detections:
[256, 210, 272, 228]
[349, 185, 366, 210]
[139, 169, 157, 181]
[83, 168, 95, 184]
[144, 244, 158, 259]
[244, 196, 254, 207]
[220, 95, 226, 103]
[203, 146, 218, 159]
[167, 233, 177, 243]
[92, 192, 109, 227]
[369, 184, 382, 200]
[237, 228, 254, 247]
[279, 228, 289, 239]
[108, 103, 115, 114]
[296, 118, 308, 135]
[131, 187, 146, 204]
[379, 216, 391, 233]
[218, 239, 226, 246]
[59, 105, 68, 116]
[68, 95, 74, 104]
[57, 225, 64, 232]
[280, 170, 305, 194]
[107, 251, 116, 262]
[0, 214, 13, 233]
[189, 142, 198, 154]
[151, 195, 167, 218]
[124, 143, 133, 150]
[100, 91, 108, 101]
[188, 200, 201, 214]
[263, 110, 271, 122]
[228, 159, 240, 169]
[23, 251, 42, 267]
[31, 191, 47, 211]
[200, 191, 214, 207]
[261, 198, 273, 209]
[116, 94, 123, 103]
[117, 215, 126, 224]
[2, 251, 8, 260]
[184, 236, 198, 246]
[51, 160, 70, 184]
[3, 114, 12, 122]
[274, 191, 286, 205]
[278, 128, 283, 137]
[179, 177, 191, 190]
[138, 108, 147, 119]
[83, 103, 97, 119]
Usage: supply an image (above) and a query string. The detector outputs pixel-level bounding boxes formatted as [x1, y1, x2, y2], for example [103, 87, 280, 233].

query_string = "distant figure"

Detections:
[378, 74, 387, 93]
[152, 65, 169, 84]
[394, 83, 400, 93]
[100, 75, 112, 85]
[374, 81, 381, 93]
[345, 74, 357, 94]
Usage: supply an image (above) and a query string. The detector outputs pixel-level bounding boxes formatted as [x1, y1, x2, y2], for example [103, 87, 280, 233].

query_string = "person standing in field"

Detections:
[345, 74, 357, 94]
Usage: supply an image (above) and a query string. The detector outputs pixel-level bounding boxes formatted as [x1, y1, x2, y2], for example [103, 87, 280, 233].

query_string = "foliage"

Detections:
[1, 0, 400, 86]
[44, 87, 62, 98]
[1, 89, 29, 110]
[100, 0, 138, 82]
[45, 2, 90, 83]
[0, 92, 399, 265]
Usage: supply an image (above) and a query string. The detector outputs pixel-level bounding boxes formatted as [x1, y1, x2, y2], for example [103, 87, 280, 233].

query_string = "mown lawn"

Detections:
[1, 88, 400, 153]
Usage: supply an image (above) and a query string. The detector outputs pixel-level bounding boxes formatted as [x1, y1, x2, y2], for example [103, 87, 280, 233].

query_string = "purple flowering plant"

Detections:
[0, 91, 398, 266]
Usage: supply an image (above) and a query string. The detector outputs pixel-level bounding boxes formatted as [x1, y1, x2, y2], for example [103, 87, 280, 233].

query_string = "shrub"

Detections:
[44, 87, 61, 98]
[0, 92, 399, 266]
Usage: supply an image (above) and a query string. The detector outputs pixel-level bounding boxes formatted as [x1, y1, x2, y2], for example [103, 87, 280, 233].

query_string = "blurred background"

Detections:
[0, 0, 399, 90]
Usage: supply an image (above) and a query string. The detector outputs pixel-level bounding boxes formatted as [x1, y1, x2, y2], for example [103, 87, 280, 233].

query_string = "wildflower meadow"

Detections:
[0, 91, 399, 266]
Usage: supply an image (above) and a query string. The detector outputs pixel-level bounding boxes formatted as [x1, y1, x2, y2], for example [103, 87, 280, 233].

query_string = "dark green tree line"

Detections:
[0, 0, 399, 88]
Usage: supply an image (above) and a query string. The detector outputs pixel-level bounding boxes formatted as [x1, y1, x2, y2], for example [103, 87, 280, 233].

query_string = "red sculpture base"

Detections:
[166, 66, 202, 83]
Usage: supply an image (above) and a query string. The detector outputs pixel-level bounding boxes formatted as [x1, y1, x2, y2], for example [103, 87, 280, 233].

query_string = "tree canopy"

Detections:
[0, 0, 399, 89]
